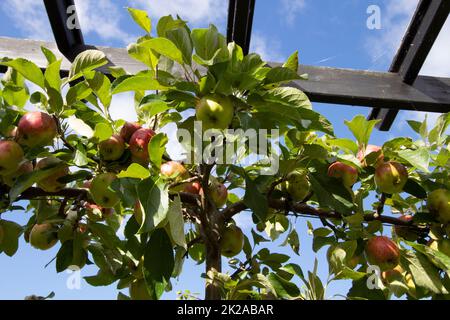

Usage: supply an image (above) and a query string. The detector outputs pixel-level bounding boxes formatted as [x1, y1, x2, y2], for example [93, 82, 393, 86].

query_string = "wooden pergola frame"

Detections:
[0, 0, 449, 130]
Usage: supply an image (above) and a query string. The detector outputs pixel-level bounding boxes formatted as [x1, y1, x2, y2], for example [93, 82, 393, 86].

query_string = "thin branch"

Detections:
[222, 198, 429, 231]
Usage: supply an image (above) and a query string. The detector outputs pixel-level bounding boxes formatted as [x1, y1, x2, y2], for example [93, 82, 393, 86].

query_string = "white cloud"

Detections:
[1, 0, 133, 45]
[250, 33, 284, 62]
[108, 92, 138, 122]
[279, 0, 305, 26]
[128, 0, 227, 27]
[0, 0, 53, 40]
[75, 0, 135, 45]
[365, 0, 418, 69]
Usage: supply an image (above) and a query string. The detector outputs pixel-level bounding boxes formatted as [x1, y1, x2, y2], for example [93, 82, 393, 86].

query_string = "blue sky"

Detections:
[0, 0, 448, 300]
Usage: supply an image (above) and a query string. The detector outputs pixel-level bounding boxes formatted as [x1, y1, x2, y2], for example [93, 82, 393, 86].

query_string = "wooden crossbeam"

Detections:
[0, 37, 449, 114]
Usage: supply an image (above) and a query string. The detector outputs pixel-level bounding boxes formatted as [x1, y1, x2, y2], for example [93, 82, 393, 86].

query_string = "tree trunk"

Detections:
[205, 240, 222, 300]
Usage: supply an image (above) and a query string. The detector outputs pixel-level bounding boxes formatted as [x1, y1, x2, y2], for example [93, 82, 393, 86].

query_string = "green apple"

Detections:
[2, 160, 33, 187]
[89, 173, 120, 208]
[427, 189, 450, 223]
[29, 223, 58, 250]
[98, 134, 125, 161]
[129, 279, 152, 300]
[221, 223, 244, 257]
[283, 169, 311, 201]
[17, 111, 57, 147]
[161, 161, 189, 181]
[365, 236, 400, 271]
[201, 180, 228, 208]
[196, 94, 234, 131]
[0, 140, 24, 176]
[327, 161, 358, 187]
[36, 157, 69, 192]
[129, 128, 155, 165]
[374, 161, 408, 194]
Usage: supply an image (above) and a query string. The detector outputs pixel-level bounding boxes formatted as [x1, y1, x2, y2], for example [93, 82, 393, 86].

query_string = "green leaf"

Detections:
[403, 179, 427, 199]
[127, 42, 158, 70]
[111, 74, 167, 94]
[41, 46, 57, 64]
[401, 249, 448, 294]
[118, 163, 150, 179]
[191, 25, 228, 65]
[157, 15, 187, 37]
[144, 228, 174, 283]
[344, 115, 380, 147]
[398, 148, 430, 173]
[93, 122, 113, 142]
[66, 81, 92, 106]
[138, 177, 169, 233]
[347, 276, 386, 300]
[88, 223, 123, 250]
[9, 165, 68, 202]
[264, 67, 301, 85]
[127, 8, 151, 33]
[74, 144, 89, 166]
[166, 27, 193, 65]
[282, 51, 299, 72]
[138, 38, 184, 65]
[69, 50, 108, 81]
[268, 273, 300, 298]
[167, 196, 187, 249]
[44, 59, 62, 92]
[243, 176, 268, 223]
[0, 58, 45, 89]
[0, 220, 22, 257]
[56, 240, 74, 273]
[148, 133, 168, 169]
[85, 71, 112, 108]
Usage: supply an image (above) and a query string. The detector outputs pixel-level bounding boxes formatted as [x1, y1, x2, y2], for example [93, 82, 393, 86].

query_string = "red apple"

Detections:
[129, 128, 155, 165]
[0, 140, 24, 176]
[394, 215, 418, 241]
[357, 145, 384, 167]
[120, 122, 141, 142]
[35, 157, 69, 192]
[98, 134, 125, 161]
[374, 161, 408, 194]
[327, 161, 358, 187]
[17, 111, 57, 147]
[365, 236, 400, 271]
[183, 181, 201, 194]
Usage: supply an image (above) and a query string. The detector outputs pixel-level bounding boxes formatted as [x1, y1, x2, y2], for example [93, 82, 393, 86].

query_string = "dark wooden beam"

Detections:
[0, 37, 449, 113]
[43, 0, 87, 61]
[369, 0, 450, 131]
[227, 0, 256, 55]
